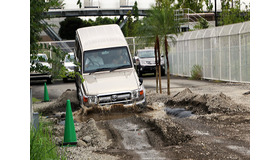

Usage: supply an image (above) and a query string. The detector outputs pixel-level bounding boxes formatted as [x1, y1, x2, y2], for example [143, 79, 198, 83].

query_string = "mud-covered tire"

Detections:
[63, 78, 68, 82]
[46, 77, 53, 84]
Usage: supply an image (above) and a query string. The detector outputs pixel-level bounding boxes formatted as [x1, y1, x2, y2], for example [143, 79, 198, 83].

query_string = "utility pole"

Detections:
[214, 0, 217, 26]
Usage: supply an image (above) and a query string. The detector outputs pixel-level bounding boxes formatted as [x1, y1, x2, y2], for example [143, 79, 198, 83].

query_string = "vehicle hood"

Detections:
[139, 57, 164, 65]
[64, 62, 75, 67]
[83, 68, 139, 95]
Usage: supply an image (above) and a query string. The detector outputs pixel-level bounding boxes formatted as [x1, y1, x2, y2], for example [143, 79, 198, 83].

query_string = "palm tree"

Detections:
[158, 0, 180, 95]
[138, 0, 179, 95]
[138, 8, 163, 94]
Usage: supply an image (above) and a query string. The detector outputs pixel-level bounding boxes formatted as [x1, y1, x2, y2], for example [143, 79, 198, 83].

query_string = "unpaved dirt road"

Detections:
[32, 76, 250, 159]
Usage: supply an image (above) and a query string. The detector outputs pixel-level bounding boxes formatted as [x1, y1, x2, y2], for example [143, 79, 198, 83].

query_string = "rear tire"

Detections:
[63, 78, 68, 83]
[138, 69, 142, 77]
[47, 77, 53, 84]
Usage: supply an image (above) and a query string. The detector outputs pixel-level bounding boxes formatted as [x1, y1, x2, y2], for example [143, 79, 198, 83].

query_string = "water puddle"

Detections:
[226, 145, 250, 156]
[111, 120, 165, 159]
[164, 107, 193, 118]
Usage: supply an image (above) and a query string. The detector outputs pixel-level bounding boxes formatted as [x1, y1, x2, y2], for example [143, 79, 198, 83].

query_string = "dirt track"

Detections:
[33, 81, 250, 160]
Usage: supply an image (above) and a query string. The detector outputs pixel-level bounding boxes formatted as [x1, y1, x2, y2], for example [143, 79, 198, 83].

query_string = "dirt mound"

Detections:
[35, 89, 81, 115]
[166, 88, 248, 114]
[139, 115, 192, 145]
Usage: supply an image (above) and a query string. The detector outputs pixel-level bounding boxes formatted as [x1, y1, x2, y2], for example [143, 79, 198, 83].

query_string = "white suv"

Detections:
[74, 24, 146, 107]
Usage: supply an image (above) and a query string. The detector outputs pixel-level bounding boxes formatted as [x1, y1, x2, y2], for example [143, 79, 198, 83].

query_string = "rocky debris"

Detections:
[165, 88, 249, 114]
[243, 91, 250, 95]
[139, 114, 192, 146]
[34, 90, 81, 115]
[65, 147, 119, 160]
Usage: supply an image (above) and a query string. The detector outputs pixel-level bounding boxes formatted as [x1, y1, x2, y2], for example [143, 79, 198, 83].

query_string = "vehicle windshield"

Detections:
[65, 54, 74, 62]
[138, 50, 155, 58]
[83, 47, 132, 73]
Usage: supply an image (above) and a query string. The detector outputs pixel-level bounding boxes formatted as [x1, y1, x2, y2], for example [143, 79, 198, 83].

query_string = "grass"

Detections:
[30, 117, 67, 160]
[190, 65, 203, 80]
[32, 97, 41, 103]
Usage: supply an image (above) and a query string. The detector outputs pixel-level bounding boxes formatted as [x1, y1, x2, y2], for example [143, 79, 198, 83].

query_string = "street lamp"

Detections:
[214, 0, 217, 26]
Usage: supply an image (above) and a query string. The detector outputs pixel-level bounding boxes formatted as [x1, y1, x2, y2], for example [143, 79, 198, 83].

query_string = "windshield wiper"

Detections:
[89, 67, 111, 75]
[110, 65, 131, 72]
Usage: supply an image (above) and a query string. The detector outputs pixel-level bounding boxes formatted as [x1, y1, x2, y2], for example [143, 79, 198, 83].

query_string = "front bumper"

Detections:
[80, 87, 146, 108]
[30, 73, 52, 80]
[139, 65, 165, 73]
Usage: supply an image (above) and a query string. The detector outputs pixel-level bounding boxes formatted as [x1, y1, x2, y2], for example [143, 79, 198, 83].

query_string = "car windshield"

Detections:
[65, 54, 74, 62]
[83, 47, 132, 73]
[138, 50, 155, 58]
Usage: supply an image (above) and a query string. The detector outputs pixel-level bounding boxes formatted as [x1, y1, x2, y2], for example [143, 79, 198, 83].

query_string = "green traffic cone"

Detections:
[63, 99, 77, 146]
[44, 82, 49, 102]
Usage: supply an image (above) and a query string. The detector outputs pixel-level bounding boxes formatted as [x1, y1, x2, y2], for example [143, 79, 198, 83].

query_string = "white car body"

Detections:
[74, 24, 146, 107]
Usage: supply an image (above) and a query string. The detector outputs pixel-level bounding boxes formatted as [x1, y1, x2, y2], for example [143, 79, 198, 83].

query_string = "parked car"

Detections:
[134, 49, 165, 76]
[30, 53, 52, 84]
[62, 52, 76, 82]
[74, 24, 146, 107]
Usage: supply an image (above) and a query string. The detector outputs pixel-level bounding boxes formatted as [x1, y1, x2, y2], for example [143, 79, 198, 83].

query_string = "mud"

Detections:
[33, 85, 250, 160]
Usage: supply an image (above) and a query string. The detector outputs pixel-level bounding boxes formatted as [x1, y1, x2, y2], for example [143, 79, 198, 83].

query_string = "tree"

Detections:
[193, 18, 209, 29]
[30, 0, 61, 56]
[30, 0, 82, 80]
[138, 8, 162, 93]
[175, 0, 204, 12]
[219, 0, 250, 25]
[138, 0, 180, 95]
[159, 0, 180, 95]
[30, 0, 64, 76]
[59, 17, 89, 40]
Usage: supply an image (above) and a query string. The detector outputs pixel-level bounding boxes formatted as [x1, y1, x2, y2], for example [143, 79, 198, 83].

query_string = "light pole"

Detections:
[214, 0, 217, 26]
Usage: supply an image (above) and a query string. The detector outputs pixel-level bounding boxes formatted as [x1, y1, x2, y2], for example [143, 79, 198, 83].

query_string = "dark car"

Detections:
[134, 49, 165, 76]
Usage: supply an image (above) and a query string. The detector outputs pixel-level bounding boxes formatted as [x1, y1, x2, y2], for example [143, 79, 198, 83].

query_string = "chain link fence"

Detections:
[168, 21, 250, 83]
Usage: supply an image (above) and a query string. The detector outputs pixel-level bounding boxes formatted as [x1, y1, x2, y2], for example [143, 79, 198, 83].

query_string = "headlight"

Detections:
[132, 88, 145, 101]
[140, 60, 147, 65]
[87, 96, 97, 104]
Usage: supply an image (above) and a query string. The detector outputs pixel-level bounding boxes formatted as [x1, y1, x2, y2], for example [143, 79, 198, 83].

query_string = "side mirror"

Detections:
[139, 78, 143, 85]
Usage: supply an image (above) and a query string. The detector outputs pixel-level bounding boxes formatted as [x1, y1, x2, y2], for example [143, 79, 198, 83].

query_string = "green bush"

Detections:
[190, 65, 203, 80]
[30, 117, 67, 160]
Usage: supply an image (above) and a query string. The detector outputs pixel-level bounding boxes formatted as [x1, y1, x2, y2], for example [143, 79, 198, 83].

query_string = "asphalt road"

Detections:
[30, 75, 212, 100]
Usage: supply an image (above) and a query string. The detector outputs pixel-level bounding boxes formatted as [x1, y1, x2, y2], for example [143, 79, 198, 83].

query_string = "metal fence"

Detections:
[168, 21, 250, 83]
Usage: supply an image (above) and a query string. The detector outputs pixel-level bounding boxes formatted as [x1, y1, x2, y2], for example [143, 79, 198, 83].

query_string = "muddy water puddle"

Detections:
[165, 107, 193, 118]
[79, 112, 136, 122]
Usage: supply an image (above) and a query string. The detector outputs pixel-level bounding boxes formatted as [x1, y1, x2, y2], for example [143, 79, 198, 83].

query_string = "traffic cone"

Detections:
[63, 99, 77, 146]
[44, 82, 49, 102]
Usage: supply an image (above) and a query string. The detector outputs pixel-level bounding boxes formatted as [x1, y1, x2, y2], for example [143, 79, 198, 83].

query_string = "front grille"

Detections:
[98, 92, 132, 105]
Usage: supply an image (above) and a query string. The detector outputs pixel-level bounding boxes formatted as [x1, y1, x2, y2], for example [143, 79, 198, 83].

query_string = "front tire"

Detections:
[47, 77, 53, 84]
